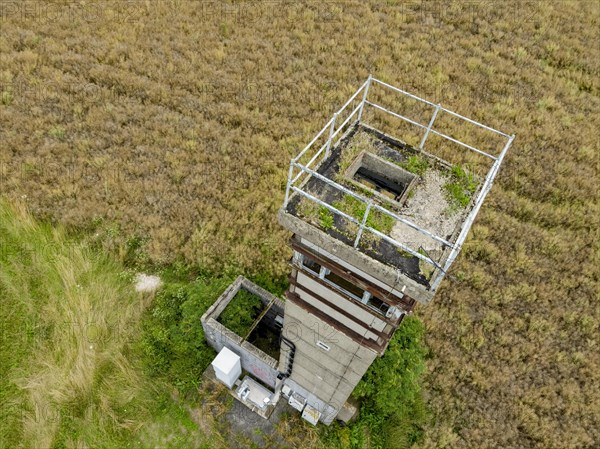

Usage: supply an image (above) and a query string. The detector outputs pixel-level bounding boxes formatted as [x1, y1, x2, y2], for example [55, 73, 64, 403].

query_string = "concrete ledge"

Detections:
[203, 365, 276, 419]
[343, 150, 418, 207]
[278, 210, 434, 304]
[337, 399, 359, 424]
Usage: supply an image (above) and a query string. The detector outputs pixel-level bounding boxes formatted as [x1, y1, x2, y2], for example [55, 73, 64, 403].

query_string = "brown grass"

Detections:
[1, 1, 599, 448]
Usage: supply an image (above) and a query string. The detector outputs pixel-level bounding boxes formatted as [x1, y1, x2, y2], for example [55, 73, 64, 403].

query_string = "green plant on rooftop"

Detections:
[400, 154, 429, 177]
[333, 194, 395, 235]
[295, 198, 337, 232]
[444, 165, 478, 209]
[319, 206, 335, 230]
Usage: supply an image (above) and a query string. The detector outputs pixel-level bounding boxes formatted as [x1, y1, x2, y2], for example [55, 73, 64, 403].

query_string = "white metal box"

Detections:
[211, 346, 241, 388]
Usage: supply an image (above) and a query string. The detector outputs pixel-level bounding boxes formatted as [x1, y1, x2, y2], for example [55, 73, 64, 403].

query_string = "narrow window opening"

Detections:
[366, 296, 391, 315]
[302, 256, 321, 275]
[316, 340, 331, 351]
[324, 270, 364, 300]
[299, 255, 392, 317]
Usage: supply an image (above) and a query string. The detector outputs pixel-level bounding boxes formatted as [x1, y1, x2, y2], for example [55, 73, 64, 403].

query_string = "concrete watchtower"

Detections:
[276, 76, 514, 424]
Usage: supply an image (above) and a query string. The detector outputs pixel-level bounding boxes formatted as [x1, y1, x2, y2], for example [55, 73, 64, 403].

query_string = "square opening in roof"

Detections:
[343, 151, 418, 207]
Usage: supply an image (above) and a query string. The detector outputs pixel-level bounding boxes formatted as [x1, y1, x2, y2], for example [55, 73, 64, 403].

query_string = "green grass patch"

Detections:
[444, 165, 478, 209]
[401, 154, 429, 176]
[333, 194, 395, 234]
[0, 199, 239, 448]
[0, 199, 154, 448]
[217, 289, 264, 337]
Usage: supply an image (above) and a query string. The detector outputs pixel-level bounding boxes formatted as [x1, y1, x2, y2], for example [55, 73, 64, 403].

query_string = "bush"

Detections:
[321, 316, 428, 449]
[217, 289, 264, 337]
[140, 275, 233, 394]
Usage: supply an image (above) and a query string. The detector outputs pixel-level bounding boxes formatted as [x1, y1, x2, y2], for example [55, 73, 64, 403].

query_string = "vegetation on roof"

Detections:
[400, 154, 430, 177]
[333, 194, 395, 235]
[444, 165, 479, 209]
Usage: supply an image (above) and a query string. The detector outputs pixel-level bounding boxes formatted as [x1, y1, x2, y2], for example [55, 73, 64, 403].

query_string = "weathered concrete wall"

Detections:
[280, 299, 378, 424]
[200, 276, 285, 389]
[262, 298, 284, 330]
[283, 377, 339, 425]
[202, 317, 279, 388]
[294, 285, 380, 341]
[344, 150, 418, 206]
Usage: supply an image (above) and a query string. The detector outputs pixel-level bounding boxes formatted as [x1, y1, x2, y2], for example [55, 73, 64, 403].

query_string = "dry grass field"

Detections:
[1, 1, 598, 448]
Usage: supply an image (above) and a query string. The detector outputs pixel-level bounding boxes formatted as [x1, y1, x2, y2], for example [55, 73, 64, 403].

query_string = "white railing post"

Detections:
[353, 201, 372, 248]
[283, 161, 294, 208]
[419, 103, 441, 150]
[325, 112, 338, 158]
[357, 74, 372, 123]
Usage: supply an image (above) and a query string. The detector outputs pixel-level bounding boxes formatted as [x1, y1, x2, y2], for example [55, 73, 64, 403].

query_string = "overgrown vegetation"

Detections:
[321, 317, 428, 449]
[140, 272, 233, 395]
[0, 197, 427, 449]
[217, 289, 264, 337]
[0, 200, 221, 448]
[0, 199, 153, 448]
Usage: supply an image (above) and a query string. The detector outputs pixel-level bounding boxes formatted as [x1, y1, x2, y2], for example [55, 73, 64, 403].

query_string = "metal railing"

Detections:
[283, 76, 515, 291]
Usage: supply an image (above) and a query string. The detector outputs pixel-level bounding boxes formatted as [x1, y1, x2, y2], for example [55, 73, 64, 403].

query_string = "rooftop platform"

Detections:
[281, 77, 514, 303]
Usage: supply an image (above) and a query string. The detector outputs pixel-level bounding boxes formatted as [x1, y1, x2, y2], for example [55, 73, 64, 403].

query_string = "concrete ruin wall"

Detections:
[280, 299, 377, 424]
[201, 276, 284, 389]
[261, 298, 284, 330]
[202, 317, 279, 388]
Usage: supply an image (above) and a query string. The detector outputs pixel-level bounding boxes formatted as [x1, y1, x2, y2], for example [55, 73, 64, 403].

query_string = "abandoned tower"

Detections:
[201, 76, 515, 425]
